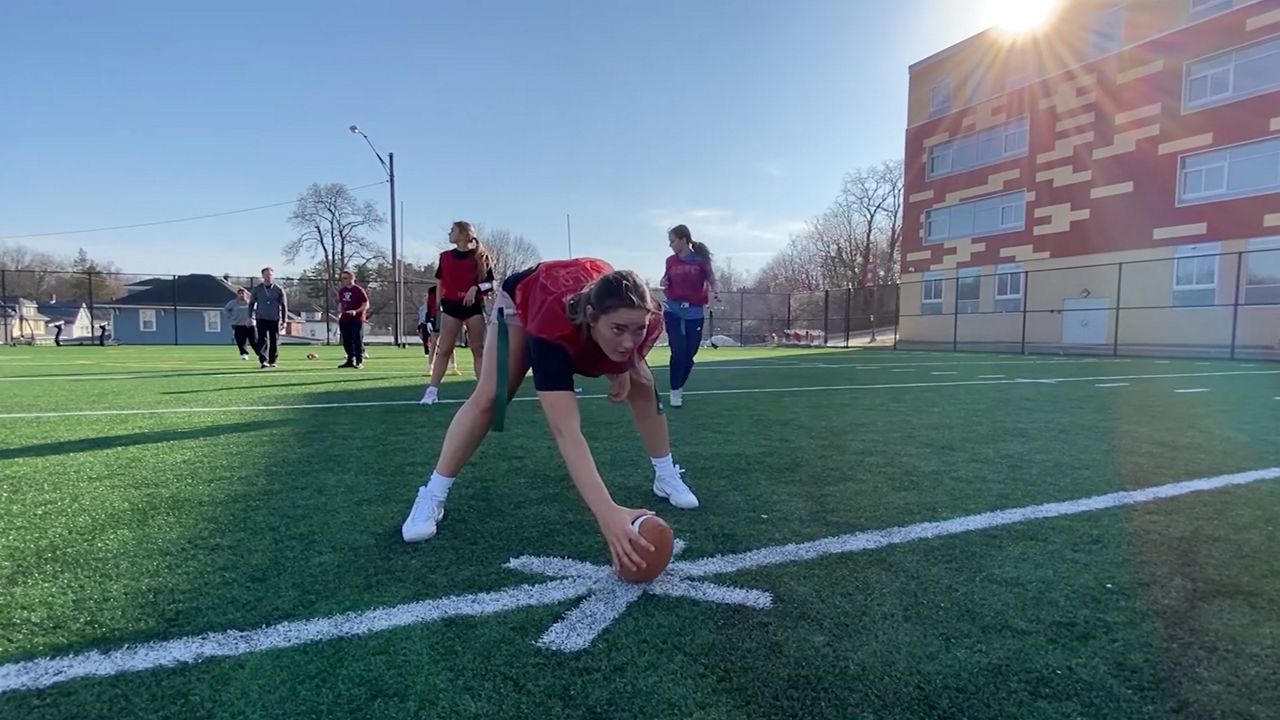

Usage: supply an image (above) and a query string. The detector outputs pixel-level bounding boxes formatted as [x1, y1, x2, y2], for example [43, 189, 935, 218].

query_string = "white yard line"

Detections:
[2, 369, 1277, 420]
[1, 466, 1276, 692]
[1096, 383, 1129, 387]
[1174, 388, 1209, 393]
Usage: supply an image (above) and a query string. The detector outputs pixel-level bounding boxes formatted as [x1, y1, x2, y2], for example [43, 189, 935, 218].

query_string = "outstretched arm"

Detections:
[537, 391, 654, 572]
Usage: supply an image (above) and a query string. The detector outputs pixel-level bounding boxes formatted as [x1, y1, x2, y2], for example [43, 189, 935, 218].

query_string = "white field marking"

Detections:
[2, 467, 1276, 692]
[1096, 383, 1130, 387]
[930, 371, 958, 375]
[3, 369, 1279, 420]
[0, 357, 1129, 383]
[891, 369, 915, 373]
[1175, 388, 1209, 393]
[978, 375, 1006, 379]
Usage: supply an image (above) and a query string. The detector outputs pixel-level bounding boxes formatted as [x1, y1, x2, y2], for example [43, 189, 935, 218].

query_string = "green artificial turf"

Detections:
[0, 345, 1278, 719]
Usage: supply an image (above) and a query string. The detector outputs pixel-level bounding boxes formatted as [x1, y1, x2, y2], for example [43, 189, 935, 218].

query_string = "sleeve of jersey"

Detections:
[528, 336, 577, 392]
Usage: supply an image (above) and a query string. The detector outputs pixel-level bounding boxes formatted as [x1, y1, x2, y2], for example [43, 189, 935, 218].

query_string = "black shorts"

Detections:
[440, 299, 485, 320]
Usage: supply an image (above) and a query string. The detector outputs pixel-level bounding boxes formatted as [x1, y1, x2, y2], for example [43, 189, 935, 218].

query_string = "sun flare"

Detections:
[985, 0, 1060, 34]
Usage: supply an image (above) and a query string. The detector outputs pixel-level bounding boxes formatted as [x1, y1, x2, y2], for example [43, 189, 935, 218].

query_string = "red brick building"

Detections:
[899, 0, 1280, 355]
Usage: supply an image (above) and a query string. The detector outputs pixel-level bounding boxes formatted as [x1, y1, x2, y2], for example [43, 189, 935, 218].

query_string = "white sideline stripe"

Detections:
[1, 467, 1276, 692]
[930, 371, 958, 375]
[0, 357, 1131, 383]
[0, 578, 594, 694]
[1175, 388, 1209, 393]
[2, 369, 1278, 419]
[1096, 383, 1129, 387]
[978, 375, 1005, 378]
[670, 467, 1280, 578]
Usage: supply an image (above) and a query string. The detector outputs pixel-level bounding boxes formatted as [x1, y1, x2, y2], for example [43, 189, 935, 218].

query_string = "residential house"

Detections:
[1, 297, 49, 343]
[38, 301, 94, 339]
[110, 274, 244, 345]
[899, 0, 1280, 357]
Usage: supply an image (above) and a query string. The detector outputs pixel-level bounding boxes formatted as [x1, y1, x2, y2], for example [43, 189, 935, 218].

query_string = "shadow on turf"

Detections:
[0, 421, 263, 461]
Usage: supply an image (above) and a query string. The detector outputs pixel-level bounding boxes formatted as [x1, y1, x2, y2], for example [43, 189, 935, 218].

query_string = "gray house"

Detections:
[110, 274, 242, 345]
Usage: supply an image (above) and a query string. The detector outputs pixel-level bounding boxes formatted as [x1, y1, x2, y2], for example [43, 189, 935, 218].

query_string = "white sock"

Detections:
[424, 471, 455, 501]
[651, 454, 676, 475]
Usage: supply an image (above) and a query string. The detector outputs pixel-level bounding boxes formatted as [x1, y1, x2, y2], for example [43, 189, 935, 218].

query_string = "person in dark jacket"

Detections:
[248, 267, 288, 368]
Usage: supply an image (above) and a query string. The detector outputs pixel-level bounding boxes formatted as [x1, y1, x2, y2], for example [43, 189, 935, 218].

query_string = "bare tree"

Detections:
[478, 227, 542, 281]
[0, 243, 65, 299]
[284, 183, 387, 287]
[713, 257, 752, 292]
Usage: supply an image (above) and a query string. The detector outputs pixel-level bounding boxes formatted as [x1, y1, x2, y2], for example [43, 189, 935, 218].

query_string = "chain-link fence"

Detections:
[1, 268, 904, 350]
[895, 247, 1280, 361]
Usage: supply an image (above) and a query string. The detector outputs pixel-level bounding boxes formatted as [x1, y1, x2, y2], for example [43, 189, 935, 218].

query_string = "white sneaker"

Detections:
[240, 354, 249, 360]
[402, 488, 446, 543]
[420, 386, 439, 406]
[654, 465, 699, 509]
[670, 389, 684, 407]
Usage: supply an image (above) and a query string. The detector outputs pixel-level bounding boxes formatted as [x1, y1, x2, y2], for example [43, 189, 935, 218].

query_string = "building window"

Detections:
[1185, 36, 1280, 111]
[1189, 0, 1234, 21]
[924, 191, 1027, 244]
[927, 117, 1029, 179]
[922, 272, 945, 314]
[139, 309, 157, 332]
[957, 268, 982, 314]
[204, 311, 221, 333]
[995, 263, 1024, 312]
[1172, 243, 1220, 306]
[930, 76, 952, 119]
[1087, 4, 1126, 61]
[1244, 237, 1280, 305]
[1178, 137, 1280, 205]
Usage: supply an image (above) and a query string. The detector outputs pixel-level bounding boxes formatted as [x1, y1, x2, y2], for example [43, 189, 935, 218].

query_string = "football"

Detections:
[617, 515, 674, 584]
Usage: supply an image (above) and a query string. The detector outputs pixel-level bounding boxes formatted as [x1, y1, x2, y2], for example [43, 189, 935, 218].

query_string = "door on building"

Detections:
[1061, 298, 1110, 345]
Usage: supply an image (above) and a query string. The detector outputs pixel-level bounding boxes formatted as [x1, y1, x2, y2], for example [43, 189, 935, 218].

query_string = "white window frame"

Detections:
[203, 310, 221, 333]
[926, 117, 1030, 180]
[1183, 35, 1280, 113]
[924, 190, 1028, 245]
[1189, 0, 1234, 21]
[995, 263, 1025, 312]
[1087, 4, 1126, 61]
[929, 76, 952, 119]
[1172, 242, 1221, 307]
[922, 271, 945, 314]
[1176, 136, 1280, 206]
[1243, 236, 1280, 305]
[139, 309, 157, 332]
[956, 268, 982, 314]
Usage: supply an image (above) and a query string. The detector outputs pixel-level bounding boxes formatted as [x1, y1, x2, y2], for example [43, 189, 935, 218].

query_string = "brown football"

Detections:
[617, 515, 674, 584]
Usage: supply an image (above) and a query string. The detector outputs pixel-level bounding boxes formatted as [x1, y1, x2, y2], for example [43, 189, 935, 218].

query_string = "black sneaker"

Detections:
[260, 362, 268, 369]
[354, 362, 363, 369]
[338, 361, 355, 369]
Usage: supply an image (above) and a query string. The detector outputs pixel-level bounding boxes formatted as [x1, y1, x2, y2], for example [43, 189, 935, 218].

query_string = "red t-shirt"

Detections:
[337, 284, 369, 321]
[662, 253, 713, 306]
[515, 258, 662, 379]
[436, 248, 493, 303]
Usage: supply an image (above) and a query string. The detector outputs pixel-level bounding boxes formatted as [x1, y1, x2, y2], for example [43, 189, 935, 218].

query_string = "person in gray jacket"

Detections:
[248, 267, 288, 368]
[223, 287, 258, 360]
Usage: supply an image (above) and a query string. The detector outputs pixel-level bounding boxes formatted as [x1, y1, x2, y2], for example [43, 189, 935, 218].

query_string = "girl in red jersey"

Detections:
[421, 221, 495, 405]
[661, 224, 720, 408]
[401, 258, 700, 573]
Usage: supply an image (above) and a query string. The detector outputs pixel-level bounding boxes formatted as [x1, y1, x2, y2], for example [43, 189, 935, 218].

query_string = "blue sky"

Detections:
[1, 0, 998, 280]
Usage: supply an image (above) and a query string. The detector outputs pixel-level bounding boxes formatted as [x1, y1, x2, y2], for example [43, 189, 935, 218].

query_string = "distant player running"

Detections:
[420, 221, 494, 405]
[400, 258, 700, 573]
[661, 224, 719, 407]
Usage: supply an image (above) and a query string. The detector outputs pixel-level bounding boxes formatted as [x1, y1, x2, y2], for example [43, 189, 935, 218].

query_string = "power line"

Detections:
[0, 180, 389, 241]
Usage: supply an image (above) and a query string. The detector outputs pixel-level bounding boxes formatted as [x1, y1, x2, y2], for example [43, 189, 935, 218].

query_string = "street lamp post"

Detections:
[349, 124, 401, 347]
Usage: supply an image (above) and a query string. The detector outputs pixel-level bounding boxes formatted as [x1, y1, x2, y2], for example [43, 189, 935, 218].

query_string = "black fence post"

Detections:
[1229, 251, 1243, 360]
[1, 269, 8, 345]
[738, 292, 745, 347]
[1113, 262, 1123, 357]
[822, 290, 829, 348]
[86, 271, 95, 342]
[844, 287, 852, 347]
[1020, 271, 1029, 355]
[951, 278, 959, 353]
[785, 293, 792, 333]
[324, 280, 333, 346]
[171, 275, 179, 346]
[893, 283, 900, 351]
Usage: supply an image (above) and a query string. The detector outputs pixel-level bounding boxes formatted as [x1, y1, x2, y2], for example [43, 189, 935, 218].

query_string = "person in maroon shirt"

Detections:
[421, 221, 495, 405]
[660, 224, 719, 407]
[336, 269, 369, 368]
[400, 257, 700, 574]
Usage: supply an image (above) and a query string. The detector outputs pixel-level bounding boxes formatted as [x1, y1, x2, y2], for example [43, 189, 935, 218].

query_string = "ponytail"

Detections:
[473, 240, 494, 282]
[690, 241, 712, 258]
